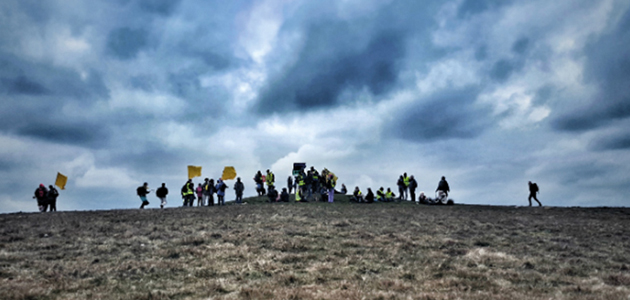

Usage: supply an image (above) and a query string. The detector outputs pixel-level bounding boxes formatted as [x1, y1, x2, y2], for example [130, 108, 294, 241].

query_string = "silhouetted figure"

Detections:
[156, 183, 168, 209]
[409, 175, 418, 202]
[234, 177, 244, 204]
[397, 175, 405, 200]
[436, 176, 450, 197]
[47, 185, 59, 212]
[528, 181, 542, 206]
[365, 188, 375, 203]
[254, 171, 265, 196]
[34, 184, 48, 212]
[215, 179, 227, 206]
[137, 182, 150, 209]
[280, 188, 289, 202]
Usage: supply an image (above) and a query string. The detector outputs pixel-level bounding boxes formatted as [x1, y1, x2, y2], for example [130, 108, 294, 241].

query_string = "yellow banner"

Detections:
[222, 166, 237, 180]
[188, 165, 202, 179]
[55, 172, 68, 190]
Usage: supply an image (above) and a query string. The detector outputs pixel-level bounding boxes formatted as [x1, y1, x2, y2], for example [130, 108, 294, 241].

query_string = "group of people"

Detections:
[350, 175, 450, 204]
[136, 177, 247, 209]
[33, 184, 60, 212]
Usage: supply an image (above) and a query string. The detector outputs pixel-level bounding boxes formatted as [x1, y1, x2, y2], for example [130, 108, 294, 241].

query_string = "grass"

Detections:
[0, 195, 629, 299]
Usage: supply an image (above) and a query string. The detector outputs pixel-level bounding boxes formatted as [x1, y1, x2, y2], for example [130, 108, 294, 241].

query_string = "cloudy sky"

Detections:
[1, 0, 629, 213]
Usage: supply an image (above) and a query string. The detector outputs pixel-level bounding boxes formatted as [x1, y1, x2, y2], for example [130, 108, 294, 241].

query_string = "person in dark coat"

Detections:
[365, 188, 375, 203]
[156, 183, 169, 209]
[137, 182, 151, 209]
[528, 181, 542, 206]
[436, 176, 450, 197]
[408, 176, 418, 202]
[34, 184, 48, 212]
[234, 177, 245, 204]
[47, 185, 59, 212]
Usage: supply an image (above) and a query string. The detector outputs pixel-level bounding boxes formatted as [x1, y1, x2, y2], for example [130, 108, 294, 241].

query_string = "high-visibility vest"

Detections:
[386, 191, 394, 199]
[403, 176, 410, 187]
[297, 174, 305, 186]
[376, 190, 384, 200]
[330, 178, 336, 188]
[266, 172, 274, 185]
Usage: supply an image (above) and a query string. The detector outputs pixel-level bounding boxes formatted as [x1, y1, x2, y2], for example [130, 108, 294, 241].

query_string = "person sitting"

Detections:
[365, 188, 375, 203]
[376, 187, 385, 202]
[385, 188, 396, 202]
[280, 188, 289, 202]
[267, 187, 279, 202]
[352, 186, 363, 202]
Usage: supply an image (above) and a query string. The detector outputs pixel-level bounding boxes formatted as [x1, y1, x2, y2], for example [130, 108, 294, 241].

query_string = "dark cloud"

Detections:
[590, 132, 630, 151]
[16, 121, 109, 149]
[457, 0, 514, 18]
[512, 37, 530, 55]
[138, 0, 181, 16]
[552, 9, 630, 132]
[256, 25, 406, 114]
[489, 59, 515, 82]
[391, 87, 494, 142]
[0, 75, 48, 95]
[106, 27, 150, 60]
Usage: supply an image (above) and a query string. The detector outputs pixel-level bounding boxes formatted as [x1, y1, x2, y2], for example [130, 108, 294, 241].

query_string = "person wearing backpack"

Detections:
[408, 175, 418, 202]
[137, 182, 151, 209]
[47, 185, 59, 212]
[215, 179, 228, 206]
[33, 184, 48, 212]
[528, 181, 542, 206]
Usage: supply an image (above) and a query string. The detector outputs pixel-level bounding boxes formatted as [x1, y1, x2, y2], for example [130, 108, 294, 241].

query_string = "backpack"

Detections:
[38, 188, 45, 198]
[533, 183, 539, 192]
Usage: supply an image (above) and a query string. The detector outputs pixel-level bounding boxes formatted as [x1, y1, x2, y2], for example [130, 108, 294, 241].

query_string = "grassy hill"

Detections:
[1, 198, 629, 299]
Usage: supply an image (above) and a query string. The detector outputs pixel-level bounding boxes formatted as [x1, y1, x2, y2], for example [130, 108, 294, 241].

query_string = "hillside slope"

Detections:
[1, 200, 629, 299]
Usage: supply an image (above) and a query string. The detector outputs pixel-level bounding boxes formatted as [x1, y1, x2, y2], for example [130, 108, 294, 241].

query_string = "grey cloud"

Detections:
[590, 132, 630, 151]
[391, 87, 494, 142]
[106, 27, 150, 60]
[256, 26, 406, 114]
[16, 121, 109, 149]
[138, 0, 181, 16]
[489, 59, 515, 82]
[552, 8, 630, 132]
[457, 0, 514, 18]
[512, 37, 530, 55]
[0, 76, 48, 95]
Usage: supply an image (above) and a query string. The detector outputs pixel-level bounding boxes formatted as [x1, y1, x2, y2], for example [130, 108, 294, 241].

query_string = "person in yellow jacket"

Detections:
[266, 169, 275, 194]
[385, 188, 396, 202]
[376, 187, 385, 202]
[327, 174, 336, 203]
[403, 173, 410, 200]
[181, 179, 194, 207]
[352, 186, 363, 202]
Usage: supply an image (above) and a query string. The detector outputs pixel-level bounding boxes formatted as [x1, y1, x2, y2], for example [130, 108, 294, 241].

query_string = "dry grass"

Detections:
[1, 196, 629, 299]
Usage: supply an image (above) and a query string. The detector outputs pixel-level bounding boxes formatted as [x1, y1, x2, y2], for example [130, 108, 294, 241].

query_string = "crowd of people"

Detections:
[131, 166, 461, 209]
[33, 166, 542, 211]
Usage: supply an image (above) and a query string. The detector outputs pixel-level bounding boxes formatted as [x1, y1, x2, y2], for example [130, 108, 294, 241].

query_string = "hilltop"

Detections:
[1, 197, 629, 299]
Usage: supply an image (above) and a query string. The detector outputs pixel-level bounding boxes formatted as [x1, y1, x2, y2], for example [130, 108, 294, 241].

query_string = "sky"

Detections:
[1, 0, 630, 213]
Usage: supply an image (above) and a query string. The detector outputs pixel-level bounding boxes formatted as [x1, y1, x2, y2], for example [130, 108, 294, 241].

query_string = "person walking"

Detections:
[528, 181, 542, 206]
[47, 185, 59, 212]
[215, 179, 227, 206]
[34, 184, 48, 212]
[234, 177, 244, 204]
[409, 175, 418, 202]
[156, 183, 168, 209]
[137, 182, 151, 209]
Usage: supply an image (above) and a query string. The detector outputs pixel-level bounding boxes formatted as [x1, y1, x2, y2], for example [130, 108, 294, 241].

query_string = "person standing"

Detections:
[408, 175, 418, 202]
[181, 179, 194, 207]
[207, 179, 215, 206]
[196, 183, 204, 206]
[156, 183, 168, 209]
[403, 173, 410, 200]
[528, 181, 542, 206]
[287, 176, 293, 194]
[234, 177, 245, 204]
[266, 169, 275, 194]
[327, 174, 336, 203]
[397, 175, 405, 201]
[215, 179, 227, 206]
[47, 185, 59, 212]
[254, 171, 265, 196]
[436, 176, 450, 197]
[34, 184, 48, 212]
[137, 182, 151, 209]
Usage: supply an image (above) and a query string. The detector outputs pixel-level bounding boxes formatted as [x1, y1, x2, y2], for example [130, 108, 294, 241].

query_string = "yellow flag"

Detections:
[188, 165, 202, 179]
[55, 172, 68, 190]
[222, 166, 237, 180]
